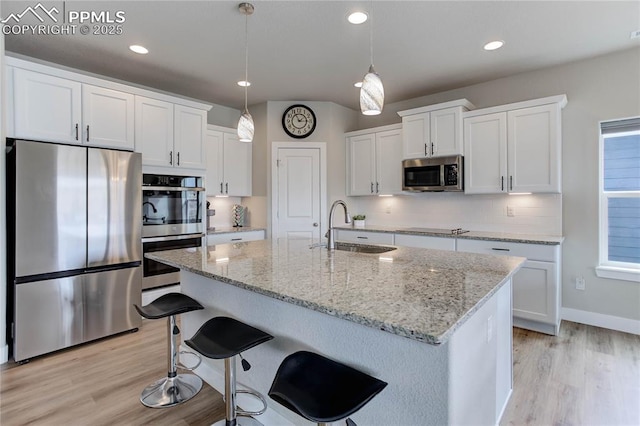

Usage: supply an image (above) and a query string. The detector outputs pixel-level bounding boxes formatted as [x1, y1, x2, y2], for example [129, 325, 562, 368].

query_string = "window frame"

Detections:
[597, 121, 640, 283]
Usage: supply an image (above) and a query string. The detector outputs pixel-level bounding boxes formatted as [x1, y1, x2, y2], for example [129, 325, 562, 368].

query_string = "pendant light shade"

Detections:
[359, 2, 384, 115]
[237, 2, 254, 142]
[360, 64, 384, 115]
[237, 109, 254, 142]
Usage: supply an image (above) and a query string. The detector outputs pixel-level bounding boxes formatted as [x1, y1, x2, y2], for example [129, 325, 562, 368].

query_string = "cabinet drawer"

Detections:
[335, 230, 394, 245]
[394, 234, 455, 251]
[456, 239, 558, 262]
[207, 230, 265, 245]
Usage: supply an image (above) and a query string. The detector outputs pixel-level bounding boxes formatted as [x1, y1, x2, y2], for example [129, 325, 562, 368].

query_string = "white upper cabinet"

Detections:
[13, 69, 82, 144]
[135, 97, 174, 166]
[82, 85, 134, 150]
[464, 95, 566, 194]
[205, 126, 252, 197]
[398, 99, 474, 159]
[346, 125, 402, 196]
[174, 105, 206, 169]
[12, 69, 134, 149]
[7, 57, 211, 158]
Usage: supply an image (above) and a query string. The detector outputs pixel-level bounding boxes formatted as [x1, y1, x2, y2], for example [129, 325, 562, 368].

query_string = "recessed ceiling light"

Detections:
[483, 40, 504, 51]
[354, 81, 363, 88]
[129, 45, 148, 54]
[237, 80, 251, 87]
[348, 11, 368, 24]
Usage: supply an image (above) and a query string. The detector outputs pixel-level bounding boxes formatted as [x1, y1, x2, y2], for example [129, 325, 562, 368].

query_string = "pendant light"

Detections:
[237, 2, 254, 142]
[360, 1, 384, 115]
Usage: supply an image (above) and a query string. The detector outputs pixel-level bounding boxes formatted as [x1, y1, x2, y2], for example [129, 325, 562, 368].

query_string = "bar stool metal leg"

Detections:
[140, 314, 203, 408]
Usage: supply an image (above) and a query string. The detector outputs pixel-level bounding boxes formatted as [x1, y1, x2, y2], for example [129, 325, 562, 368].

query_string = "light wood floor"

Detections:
[1, 319, 638, 425]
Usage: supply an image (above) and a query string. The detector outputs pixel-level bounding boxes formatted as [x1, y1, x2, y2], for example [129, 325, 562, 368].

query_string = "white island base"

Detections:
[179, 270, 513, 426]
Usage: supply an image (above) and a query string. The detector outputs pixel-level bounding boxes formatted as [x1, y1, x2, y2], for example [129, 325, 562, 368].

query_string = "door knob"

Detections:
[313, 223, 319, 227]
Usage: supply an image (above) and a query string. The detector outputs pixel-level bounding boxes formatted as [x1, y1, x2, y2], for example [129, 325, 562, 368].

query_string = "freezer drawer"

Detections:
[14, 267, 142, 362]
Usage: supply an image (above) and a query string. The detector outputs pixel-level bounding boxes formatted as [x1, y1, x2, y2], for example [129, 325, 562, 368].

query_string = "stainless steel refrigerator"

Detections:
[6, 139, 142, 362]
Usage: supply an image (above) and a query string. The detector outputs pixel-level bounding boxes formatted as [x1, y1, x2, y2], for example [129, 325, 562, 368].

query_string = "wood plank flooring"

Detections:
[1, 319, 638, 425]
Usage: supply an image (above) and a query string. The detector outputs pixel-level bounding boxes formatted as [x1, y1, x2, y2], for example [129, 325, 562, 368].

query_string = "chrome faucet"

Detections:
[143, 201, 157, 213]
[326, 200, 351, 250]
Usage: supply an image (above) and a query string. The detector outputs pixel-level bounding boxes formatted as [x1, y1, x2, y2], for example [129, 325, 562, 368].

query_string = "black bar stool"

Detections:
[185, 317, 274, 426]
[269, 351, 387, 426]
[134, 293, 204, 408]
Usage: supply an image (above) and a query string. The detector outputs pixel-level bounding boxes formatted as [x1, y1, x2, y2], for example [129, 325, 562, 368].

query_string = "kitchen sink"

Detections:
[334, 242, 397, 254]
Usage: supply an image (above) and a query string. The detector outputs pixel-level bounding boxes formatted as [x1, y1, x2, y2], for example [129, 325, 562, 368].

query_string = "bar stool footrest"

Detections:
[236, 389, 268, 416]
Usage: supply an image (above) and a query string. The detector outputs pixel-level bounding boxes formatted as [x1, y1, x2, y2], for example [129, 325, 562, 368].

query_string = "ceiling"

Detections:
[2, 1, 639, 112]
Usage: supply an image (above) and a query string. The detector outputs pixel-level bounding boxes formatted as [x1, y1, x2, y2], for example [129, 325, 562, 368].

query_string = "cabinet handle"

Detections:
[370, 182, 374, 193]
[75, 124, 79, 141]
[86, 125, 90, 142]
[225, 183, 229, 194]
[231, 238, 242, 241]
[357, 236, 368, 239]
[424, 143, 428, 157]
[169, 151, 173, 165]
[492, 247, 510, 252]
[510, 176, 513, 191]
[501, 176, 504, 191]
[220, 182, 224, 194]
[376, 182, 379, 193]
[431, 142, 435, 156]
[177, 152, 180, 166]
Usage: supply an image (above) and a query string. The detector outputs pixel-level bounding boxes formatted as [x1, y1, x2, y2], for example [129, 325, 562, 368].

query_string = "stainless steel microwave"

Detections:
[402, 155, 464, 192]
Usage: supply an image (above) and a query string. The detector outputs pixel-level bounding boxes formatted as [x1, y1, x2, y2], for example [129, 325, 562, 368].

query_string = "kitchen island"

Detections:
[147, 239, 524, 425]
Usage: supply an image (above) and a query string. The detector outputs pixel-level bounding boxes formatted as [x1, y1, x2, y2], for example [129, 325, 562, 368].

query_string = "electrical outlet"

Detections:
[385, 202, 391, 214]
[575, 276, 586, 290]
[507, 206, 515, 217]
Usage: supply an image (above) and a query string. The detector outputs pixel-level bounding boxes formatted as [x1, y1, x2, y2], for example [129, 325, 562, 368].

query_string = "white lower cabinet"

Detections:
[394, 234, 455, 250]
[456, 239, 561, 335]
[335, 230, 394, 245]
[207, 230, 265, 245]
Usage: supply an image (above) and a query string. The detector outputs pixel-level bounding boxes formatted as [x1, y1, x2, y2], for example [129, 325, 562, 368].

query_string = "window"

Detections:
[597, 117, 640, 282]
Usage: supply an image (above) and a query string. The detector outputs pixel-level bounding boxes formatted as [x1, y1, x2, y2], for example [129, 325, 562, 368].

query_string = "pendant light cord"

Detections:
[244, 11, 249, 112]
[369, 0, 374, 67]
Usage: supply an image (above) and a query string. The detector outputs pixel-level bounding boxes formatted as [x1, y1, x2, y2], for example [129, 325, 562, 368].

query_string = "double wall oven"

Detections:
[142, 174, 204, 290]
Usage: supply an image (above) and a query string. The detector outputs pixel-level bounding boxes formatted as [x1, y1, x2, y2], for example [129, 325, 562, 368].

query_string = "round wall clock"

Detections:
[282, 104, 316, 139]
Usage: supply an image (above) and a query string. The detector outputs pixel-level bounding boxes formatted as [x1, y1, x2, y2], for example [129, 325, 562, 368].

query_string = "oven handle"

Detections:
[142, 186, 206, 192]
[142, 233, 204, 243]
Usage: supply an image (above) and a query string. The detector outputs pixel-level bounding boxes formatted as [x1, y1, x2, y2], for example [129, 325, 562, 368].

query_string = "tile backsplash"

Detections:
[348, 192, 562, 235]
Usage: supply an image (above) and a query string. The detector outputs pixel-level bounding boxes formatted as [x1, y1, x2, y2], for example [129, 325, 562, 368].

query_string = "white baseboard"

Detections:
[0, 344, 8, 365]
[180, 345, 295, 426]
[562, 308, 640, 335]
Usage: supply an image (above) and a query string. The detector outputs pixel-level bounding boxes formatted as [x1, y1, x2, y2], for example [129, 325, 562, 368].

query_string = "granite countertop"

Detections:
[206, 226, 266, 235]
[147, 239, 525, 345]
[335, 224, 564, 245]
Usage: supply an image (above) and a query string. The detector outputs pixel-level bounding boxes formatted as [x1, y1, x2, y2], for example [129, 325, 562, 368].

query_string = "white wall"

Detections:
[351, 47, 639, 323]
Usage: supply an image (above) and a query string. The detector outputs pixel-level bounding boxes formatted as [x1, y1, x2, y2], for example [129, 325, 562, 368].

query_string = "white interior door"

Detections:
[275, 147, 322, 239]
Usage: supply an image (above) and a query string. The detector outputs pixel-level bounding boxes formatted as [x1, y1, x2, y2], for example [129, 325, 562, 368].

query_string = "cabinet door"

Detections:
[507, 104, 560, 193]
[135, 96, 174, 167]
[375, 129, 402, 195]
[335, 230, 394, 245]
[464, 113, 507, 194]
[13, 68, 82, 144]
[431, 107, 463, 157]
[223, 133, 252, 196]
[205, 129, 224, 196]
[402, 113, 430, 159]
[174, 105, 206, 170]
[347, 134, 376, 195]
[512, 260, 557, 325]
[82, 85, 134, 150]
